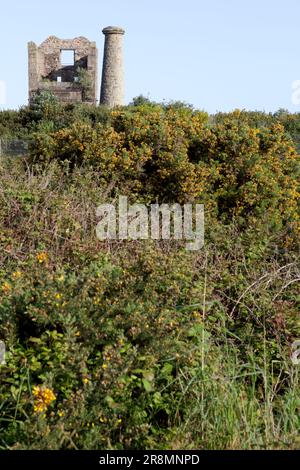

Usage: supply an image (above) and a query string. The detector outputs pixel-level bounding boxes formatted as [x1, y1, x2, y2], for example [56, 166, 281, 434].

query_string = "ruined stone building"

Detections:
[28, 27, 125, 108]
[28, 36, 98, 105]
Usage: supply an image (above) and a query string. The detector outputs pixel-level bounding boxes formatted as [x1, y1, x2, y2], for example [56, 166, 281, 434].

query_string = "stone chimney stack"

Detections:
[100, 26, 125, 107]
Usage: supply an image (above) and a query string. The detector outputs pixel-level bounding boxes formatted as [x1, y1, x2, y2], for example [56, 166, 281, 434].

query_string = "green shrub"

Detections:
[0, 104, 299, 450]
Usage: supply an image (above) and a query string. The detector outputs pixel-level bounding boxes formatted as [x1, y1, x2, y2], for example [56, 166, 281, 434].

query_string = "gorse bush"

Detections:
[0, 228, 299, 449]
[0, 101, 299, 450]
[29, 105, 300, 243]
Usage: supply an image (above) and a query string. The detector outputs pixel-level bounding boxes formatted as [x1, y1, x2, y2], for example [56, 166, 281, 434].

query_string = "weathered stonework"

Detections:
[28, 36, 98, 105]
[100, 27, 125, 108]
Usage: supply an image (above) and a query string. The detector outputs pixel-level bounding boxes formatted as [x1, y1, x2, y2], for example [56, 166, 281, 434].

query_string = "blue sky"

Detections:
[1, 0, 300, 112]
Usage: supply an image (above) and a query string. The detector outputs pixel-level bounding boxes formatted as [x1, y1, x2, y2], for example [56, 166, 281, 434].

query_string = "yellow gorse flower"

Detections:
[32, 386, 56, 414]
[36, 252, 48, 264]
[12, 271, 22, 280]
[1, 282, 12, 294]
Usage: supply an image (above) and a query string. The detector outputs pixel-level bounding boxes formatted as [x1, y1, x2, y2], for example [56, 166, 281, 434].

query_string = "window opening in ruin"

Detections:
[61, 50, 75, 66]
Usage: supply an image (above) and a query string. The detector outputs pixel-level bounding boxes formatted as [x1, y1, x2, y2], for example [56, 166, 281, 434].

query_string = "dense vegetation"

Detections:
[0, 94, 299, 449]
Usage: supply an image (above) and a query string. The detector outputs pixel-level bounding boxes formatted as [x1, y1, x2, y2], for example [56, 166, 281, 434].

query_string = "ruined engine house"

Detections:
[28, 36, 98, 105]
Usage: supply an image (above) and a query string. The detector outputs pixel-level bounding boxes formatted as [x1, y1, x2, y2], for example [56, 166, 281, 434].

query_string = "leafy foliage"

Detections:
[0, 103, 299, 450]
